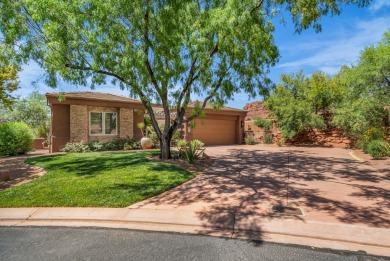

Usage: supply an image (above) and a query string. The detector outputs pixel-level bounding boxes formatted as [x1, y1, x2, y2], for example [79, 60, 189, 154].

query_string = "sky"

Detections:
[14, 0, 390, 109]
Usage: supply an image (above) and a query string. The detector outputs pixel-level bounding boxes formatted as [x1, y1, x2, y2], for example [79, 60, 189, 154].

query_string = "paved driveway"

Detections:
[130, 145, 390, 233]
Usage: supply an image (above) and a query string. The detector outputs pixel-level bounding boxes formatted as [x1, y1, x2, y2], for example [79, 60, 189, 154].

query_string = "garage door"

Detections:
[191, 118, 237, 145]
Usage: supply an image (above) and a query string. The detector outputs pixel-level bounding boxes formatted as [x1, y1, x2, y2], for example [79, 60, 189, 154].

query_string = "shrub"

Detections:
[276, 139, 283, 147]
[0, 122, 34, 156]
[252, 116, 273, 131]
[123, 140, 141, 150]
[364, 140, 389, 159]
[181, 140, 205, 163]
[177, 139, 187, 148]
[191, 139, 204, 149]
[61, 141, 89, 153]
[88, 138, 141, 151]
[34, 122, 50, 138]
[263, 133, 273, 144]
[88, 140, 105, 151]
[245, 135, 256, 145]
[378, 141, 390, 156]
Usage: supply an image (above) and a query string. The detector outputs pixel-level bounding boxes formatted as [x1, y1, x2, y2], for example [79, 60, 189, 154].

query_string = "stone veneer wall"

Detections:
[88, 106, 119, 142]
[70, 105, 135, 143]
[119, 108, 134, 139]
[70, 105, 88, 142]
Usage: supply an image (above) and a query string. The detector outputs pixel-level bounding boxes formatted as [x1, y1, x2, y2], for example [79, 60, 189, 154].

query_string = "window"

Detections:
[89, 112, 117, 135]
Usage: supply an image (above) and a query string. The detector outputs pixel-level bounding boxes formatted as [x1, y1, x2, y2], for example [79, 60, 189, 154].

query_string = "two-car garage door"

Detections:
[191, 118, 237, 145]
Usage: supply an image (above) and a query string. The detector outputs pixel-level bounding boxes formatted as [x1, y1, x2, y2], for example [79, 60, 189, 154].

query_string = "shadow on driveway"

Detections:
[130, 146, 390, 242]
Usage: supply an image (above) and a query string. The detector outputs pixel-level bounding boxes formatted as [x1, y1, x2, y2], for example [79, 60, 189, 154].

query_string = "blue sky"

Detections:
[14, 0, 390, 109]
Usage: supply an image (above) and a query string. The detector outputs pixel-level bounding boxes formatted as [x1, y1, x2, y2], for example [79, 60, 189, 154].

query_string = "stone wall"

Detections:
[70, 105, 136, 143]
[244, 120, 279, 142]
[286, 128, 353, 148]
[87, 106, 119, 142]
[119, 108, 134, 139]
[70, 105, 88, 142]
[245, 119, 353, 148]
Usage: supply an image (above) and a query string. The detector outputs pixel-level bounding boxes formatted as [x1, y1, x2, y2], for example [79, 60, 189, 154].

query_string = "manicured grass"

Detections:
[0, 151, 194, 207]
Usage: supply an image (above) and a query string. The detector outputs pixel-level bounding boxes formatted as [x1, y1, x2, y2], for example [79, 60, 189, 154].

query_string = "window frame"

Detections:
[89, 111, 118, 136]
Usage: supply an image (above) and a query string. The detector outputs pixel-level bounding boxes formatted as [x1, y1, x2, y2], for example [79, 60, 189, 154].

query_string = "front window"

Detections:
[90, 112, 117, 135]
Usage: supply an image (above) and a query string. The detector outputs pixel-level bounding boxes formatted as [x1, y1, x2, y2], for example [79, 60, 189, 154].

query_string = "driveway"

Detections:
[130, 145, 390, 235]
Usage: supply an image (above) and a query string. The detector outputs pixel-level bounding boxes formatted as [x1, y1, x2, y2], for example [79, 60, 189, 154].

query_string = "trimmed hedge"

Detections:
[0, 122, 34, 156]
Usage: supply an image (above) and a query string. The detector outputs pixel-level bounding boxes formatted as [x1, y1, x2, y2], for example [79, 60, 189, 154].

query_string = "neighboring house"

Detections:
[46, 92, 247, 152]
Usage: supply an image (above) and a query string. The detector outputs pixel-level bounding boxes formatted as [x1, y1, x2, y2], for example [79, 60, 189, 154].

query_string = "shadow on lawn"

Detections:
[27, 152, 155, 177]
[134, 147, 390, 243]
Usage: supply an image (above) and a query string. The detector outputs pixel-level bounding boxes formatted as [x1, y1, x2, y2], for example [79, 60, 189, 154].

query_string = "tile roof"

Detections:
[46, 91, 141, 103]
[187, 101, 245, 112]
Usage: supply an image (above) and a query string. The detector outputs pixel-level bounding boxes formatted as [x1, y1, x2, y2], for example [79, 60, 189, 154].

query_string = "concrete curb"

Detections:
[1, 207, 389, 256]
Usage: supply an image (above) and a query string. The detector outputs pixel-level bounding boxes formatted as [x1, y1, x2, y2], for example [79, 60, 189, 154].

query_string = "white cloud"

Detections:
[369, 0, 390, 12]
[277, 17, 390, 74]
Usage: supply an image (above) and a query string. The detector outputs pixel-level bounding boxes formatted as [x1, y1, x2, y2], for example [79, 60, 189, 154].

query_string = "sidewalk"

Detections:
[1, 207, 389, 257]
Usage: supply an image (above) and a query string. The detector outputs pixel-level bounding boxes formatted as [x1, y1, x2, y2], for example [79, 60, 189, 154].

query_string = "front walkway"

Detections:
[0, 149, 49, 191]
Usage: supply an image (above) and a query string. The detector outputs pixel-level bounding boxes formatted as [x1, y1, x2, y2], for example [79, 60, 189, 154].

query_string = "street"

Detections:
[0, 227, 387, 261]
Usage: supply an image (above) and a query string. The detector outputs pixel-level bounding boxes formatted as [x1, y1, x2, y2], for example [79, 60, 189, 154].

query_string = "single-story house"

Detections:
[46, 92, 247, 152]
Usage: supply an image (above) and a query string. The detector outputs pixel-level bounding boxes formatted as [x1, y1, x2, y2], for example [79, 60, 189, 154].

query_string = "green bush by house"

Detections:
[0, 122, 34, 156]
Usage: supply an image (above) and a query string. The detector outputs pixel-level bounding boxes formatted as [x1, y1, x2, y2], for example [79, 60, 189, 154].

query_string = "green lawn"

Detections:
[0, 151, 194, 207]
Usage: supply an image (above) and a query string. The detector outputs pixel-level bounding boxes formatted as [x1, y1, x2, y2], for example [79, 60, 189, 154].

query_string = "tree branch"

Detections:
[250, 0, 264, 15]
[176, 57, 198, 112]
[144, 1, 161, 94]
[182, 71, 228, 123]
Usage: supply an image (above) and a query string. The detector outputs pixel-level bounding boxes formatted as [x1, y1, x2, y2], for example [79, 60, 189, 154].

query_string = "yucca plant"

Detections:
[182, 140, 205, 163]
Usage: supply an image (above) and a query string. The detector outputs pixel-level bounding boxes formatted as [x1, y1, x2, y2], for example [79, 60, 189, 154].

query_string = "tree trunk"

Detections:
[160, 135, 172, 160]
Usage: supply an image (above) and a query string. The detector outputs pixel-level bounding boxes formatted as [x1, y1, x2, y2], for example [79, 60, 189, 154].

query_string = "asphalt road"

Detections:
[0, 227, 388, 261]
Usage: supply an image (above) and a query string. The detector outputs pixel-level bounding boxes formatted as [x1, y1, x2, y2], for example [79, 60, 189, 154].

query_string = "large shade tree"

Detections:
[333, 31, 390, 138]
[0, 0, 369, 158]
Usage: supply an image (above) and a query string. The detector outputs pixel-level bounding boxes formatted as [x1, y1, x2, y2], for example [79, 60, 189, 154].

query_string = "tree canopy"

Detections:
[0, 0, 370, 158]
[333, 32, 390, 138]
[0, 92, 51, 138]
[0, 65, 18, 109]
[266, 32, 390, 141]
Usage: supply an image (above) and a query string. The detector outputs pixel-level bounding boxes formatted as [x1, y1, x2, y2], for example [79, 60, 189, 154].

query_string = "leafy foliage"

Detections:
[266, 71, 330, 139]
[0, 92, 51, 138]
[252, 116, 273, 131]
[267, 32, 390, 143]
[0, 0, 368, 159]
[61, 141, 89, 153]
[363, 140, 390, 160]
[263, 133, 273, 144]
[181, 139, 205, 163]
[177, 139, 187, 148]
[333, 32, 390, 139]
[0, 65, 18, 108]
[0, 122, 34, 156]
[137, 115, 153, 137]
[87, 138, 141, 152]
[245, 135, 256, 145]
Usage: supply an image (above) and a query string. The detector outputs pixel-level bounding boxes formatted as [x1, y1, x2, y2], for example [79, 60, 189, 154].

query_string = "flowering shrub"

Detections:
[61, 141, 90, 153]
